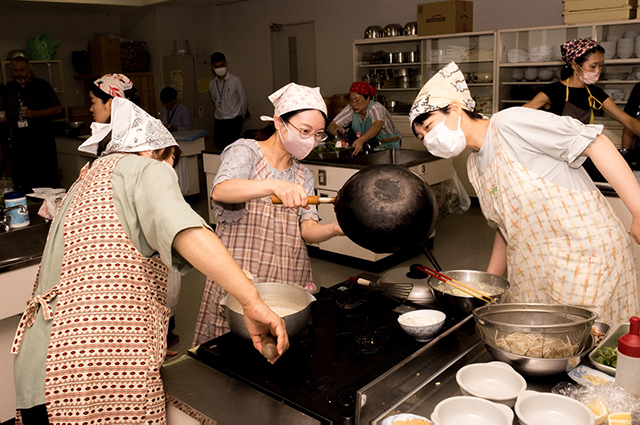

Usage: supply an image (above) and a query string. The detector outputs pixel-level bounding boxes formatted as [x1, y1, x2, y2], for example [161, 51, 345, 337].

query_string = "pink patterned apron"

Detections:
[467, 120, 639, 325]
[192, 141, 312, 346]
[12, 154, 171, 424]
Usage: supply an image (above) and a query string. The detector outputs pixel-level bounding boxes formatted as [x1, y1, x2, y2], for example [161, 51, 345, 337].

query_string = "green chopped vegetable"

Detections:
[593, 346, 617, 368]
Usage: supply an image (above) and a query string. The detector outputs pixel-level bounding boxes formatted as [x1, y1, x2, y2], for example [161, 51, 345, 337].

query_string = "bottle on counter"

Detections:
[614, 316, 640, 397]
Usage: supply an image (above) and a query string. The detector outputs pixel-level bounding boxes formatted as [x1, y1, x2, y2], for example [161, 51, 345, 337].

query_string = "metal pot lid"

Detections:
[378, 267, 434, 302]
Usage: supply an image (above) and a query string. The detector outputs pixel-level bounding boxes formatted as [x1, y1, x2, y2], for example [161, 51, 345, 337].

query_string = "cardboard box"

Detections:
[563, 0, 636, 11]
[89, 37, 122, 74]
[563, 5, 636, 24]
[417, 1, 473, 36]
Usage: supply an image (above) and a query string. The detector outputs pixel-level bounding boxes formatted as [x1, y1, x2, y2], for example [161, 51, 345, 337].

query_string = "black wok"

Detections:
[273, 164, 438, 253]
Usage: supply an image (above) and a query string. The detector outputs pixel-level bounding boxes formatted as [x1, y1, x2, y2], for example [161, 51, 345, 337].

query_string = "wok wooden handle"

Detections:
[270, 195, 335, 205]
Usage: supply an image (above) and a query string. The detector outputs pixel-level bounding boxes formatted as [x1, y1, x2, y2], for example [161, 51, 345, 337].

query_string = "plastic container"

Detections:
[614, 316, 640, 397]
[4, 191, 29, 228]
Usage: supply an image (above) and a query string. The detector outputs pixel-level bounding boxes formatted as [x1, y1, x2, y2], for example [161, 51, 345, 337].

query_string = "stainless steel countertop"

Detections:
[161, 351, 320, 424]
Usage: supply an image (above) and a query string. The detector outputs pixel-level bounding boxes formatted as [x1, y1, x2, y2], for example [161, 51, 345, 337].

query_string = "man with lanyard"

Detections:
[209, 52, 247, 150]
[328, 82, 401, 156]
[160, 86, 192, 132]
[0, 57, 62, 191]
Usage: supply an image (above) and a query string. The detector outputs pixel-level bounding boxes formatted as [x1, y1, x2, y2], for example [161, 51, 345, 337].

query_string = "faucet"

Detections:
[0, 204, 28, 232]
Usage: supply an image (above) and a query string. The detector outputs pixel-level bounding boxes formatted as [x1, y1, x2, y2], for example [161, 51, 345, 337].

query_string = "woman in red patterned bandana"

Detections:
[12, 74, 288, 425]
[328, 81, 402, 155]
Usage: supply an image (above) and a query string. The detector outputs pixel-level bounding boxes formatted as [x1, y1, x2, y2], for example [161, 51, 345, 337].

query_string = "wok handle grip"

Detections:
[270, 195, 334, 205]
[261, 334, 278, 360]
[349, 276, 375, 287]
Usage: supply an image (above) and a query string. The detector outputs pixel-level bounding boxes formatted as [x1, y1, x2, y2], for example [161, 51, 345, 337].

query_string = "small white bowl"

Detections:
[398, 309, 446, 342]
[456, 361, 527, 407]
[431, 396, 514, 425]
[515, 390, 595, 425]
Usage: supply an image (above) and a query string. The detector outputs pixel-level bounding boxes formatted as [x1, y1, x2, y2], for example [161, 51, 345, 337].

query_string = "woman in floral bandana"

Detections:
[410, 62, 640, 327]
[12, 74, 288, 425]
[524, 38, 640, 137]
[192, 83, 344, 346]
[328, 81, 402, 155]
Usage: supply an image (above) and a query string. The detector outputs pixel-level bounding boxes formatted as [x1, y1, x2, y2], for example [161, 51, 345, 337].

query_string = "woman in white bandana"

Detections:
[192, 83, 344, 346]
[12, 74, 288, 425]
[410, 62, 640, 326]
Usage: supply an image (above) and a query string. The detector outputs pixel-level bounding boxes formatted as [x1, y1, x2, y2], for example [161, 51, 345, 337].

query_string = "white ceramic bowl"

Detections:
[512, 68, 525, 81]
[537, 68, 554, 81]
[431, 396, 514, 425]
[515, 390, 595, 425]
[524, 68, 538, 81]
[455, 361, 527, 407]
[624, 30, 639, 39]
[398, 309, 446, 342]
[634, 70, 640, 80]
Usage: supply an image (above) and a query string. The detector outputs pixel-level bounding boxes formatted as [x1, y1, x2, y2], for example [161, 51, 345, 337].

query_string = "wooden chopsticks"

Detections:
[417, 264, 495, 303]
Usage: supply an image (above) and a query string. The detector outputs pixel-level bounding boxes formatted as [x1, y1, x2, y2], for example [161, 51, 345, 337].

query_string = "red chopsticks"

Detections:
[417, 264, 494, 303]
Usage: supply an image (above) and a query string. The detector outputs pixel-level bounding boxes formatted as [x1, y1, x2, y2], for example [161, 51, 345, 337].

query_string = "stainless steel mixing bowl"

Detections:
[473, 303, 597, 359]
[220, 282, 316, 340]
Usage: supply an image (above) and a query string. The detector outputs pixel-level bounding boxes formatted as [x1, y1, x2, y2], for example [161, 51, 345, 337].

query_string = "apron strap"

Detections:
[11, 287, 59, 354]
[565, 79, 602, 124]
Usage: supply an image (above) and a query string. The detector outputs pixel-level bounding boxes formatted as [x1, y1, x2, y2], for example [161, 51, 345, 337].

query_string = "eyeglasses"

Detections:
[349, 96, 364, 104]
[285, 120, 328, 142]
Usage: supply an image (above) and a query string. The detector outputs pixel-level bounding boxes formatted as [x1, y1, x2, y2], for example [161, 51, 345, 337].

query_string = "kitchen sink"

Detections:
[0, 217, 50, 271]
[305, 148, 437, 168]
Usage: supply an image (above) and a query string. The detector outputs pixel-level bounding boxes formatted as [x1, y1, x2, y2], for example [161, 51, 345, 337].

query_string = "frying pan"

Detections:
[273, 164, 438, 253]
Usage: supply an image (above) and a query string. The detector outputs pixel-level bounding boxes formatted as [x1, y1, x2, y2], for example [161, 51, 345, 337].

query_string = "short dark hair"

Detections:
[411, 105, 483, 139]
[210, 52, 226, 64]
[160, 87, 178, 103]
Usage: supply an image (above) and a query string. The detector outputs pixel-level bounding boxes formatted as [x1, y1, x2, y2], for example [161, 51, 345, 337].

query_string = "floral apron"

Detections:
[192, 142, 312, 346]
[12, 154, 170, 424]
[467, 121, 638, 325]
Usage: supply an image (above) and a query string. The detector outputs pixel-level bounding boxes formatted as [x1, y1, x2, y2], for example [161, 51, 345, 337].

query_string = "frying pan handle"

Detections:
[270, 195, 334, 205]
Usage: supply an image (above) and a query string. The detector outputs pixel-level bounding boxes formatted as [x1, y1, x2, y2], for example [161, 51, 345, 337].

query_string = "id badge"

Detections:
[217, 107, 223, 114]
[17, 120, 28, 128]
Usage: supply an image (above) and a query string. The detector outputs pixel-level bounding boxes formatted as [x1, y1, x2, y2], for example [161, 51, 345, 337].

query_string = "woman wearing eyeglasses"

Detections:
[192, 83, 344, 345]
[328, 82, 402, 156]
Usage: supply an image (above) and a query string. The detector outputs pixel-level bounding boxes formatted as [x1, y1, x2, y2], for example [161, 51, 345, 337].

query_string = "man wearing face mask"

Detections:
[209, 52, 248, 150]
[410, 62, 640, 325]
[524, 39, 640, 138]
[192, 83, 344, 345]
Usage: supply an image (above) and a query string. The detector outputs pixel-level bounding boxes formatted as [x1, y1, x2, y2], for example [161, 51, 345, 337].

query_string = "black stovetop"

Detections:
[195, 277, 460, 425]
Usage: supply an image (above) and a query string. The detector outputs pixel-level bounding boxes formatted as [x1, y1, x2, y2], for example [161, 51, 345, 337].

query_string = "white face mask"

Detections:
[277, 123, 317, 160]
[214, 67, 227, 77]
[423, 114, 467, 159]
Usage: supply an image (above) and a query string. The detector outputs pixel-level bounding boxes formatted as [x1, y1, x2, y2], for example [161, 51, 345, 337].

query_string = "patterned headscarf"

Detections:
[260, 82, 327, 122]
[78, 97, 178, 155]
[92, 74, 134, 99]
[350, 81, 377, 97]
[561, 39, 598, 64]
[409, 62, 475, 124]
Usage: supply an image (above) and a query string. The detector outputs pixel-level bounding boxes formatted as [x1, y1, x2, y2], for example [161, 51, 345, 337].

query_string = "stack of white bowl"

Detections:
[617, 37, 634, 59]
[601, 41, 616, 59]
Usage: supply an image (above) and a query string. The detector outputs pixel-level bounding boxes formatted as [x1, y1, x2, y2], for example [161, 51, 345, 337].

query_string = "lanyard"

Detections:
[216, 80, 227, 107]
[564, 78, 602, 124]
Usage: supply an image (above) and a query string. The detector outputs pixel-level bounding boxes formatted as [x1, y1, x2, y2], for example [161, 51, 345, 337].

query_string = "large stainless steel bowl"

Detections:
[383, 24, 403, 37]
[220, 282, 315, 340]
[473, 303, 597, 359]
[483, 333, 596, 377]
[427, 270, 510, 315]
[364, 25, 384, 39]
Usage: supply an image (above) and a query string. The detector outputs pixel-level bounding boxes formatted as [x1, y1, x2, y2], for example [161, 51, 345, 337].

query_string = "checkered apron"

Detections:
[192, 143, 312, 346]
[467, 121, 639, 325]
[12, 154, 170, 424]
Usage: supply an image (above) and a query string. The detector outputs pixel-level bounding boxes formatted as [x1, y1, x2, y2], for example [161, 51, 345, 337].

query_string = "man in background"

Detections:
[209, 52, 247, 150]
[0, 57, 61, 191]
[160, 86, 192, 132]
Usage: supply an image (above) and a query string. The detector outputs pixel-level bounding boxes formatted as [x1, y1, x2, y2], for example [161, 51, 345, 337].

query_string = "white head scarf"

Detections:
[260, 82, 327, 122]
[409, 62, 476, 125]
[78, 97, 178, 155]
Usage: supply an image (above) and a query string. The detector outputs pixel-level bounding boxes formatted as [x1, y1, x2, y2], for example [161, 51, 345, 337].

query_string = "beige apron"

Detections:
[12, 154, 170, 424]
[467, 120, 638, 325]
[192, 141, 312, 346]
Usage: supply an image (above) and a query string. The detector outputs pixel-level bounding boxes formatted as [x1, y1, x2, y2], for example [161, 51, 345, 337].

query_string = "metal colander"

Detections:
[473, 303, 598, 359]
